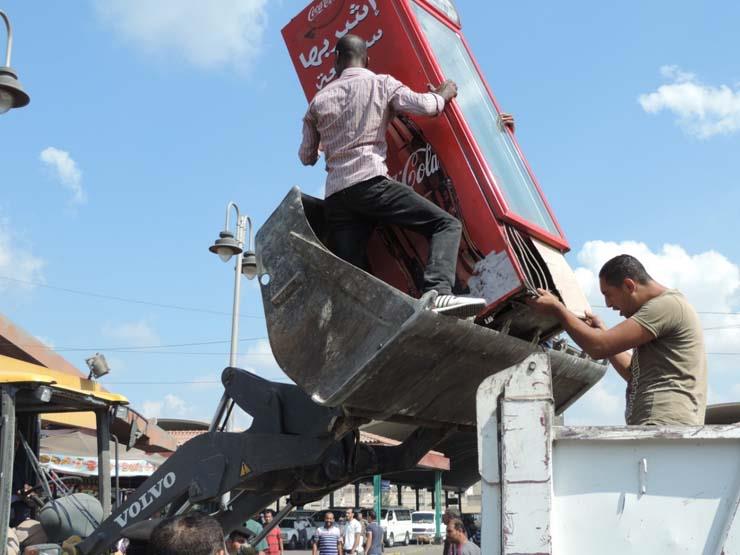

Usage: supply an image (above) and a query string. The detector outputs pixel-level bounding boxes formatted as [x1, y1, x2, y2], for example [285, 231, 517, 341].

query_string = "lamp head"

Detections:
[0, 67, 29, 114]
[209, 230, 242, 262]
[241, 250, 258, 279]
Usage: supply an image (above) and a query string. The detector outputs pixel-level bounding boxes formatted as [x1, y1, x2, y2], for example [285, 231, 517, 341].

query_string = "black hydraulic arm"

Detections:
[76, 368, 454, 554]
[77, 430, 333, 554]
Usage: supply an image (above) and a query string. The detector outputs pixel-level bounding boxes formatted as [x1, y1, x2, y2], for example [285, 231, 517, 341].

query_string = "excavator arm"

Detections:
[75, 367, 453, 554]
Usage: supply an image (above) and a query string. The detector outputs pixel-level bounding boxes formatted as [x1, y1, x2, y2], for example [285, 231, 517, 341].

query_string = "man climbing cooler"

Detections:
[298, 33, 486, 318]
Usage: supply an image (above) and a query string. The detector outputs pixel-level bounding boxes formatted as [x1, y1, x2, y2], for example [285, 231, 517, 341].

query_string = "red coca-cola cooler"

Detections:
[282, 0, 589, 341]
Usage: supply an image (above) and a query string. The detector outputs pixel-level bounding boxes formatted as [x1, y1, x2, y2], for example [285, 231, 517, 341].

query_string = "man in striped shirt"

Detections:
[312, 512, 343, 555]
[299, 34, 486, 318]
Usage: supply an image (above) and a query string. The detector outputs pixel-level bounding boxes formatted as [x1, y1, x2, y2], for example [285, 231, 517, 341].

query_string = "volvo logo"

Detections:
[113, 472, 176, 528]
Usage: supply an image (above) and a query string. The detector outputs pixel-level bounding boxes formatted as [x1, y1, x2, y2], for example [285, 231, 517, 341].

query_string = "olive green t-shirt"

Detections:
[626, 289, 707, 425]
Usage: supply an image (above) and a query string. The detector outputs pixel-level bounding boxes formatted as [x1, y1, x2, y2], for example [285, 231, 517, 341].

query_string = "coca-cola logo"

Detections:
[308, 0, 336, 22]
[395, 143, 440, 188]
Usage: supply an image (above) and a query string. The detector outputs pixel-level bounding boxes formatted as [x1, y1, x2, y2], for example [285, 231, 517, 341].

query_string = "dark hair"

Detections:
[444, 507, 461, 518]
[228, 530, 249, 542]
[367, 510, 376, 520]
[264, 509, 275, 517]
[599, 254, 652, 287]
[447, 518, 466, 534]
[335, 34, 367, 62]
[150, 512, 224, 555]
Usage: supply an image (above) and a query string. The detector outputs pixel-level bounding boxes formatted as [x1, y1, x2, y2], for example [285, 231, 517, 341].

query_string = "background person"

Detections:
[343, 508, 363, 554]
[363, 510, 383, 555]
[441, 507, 461, 555]
[445, 518, 480, 555]
[263, 509, 283, 555]
[245, 518, 267, 555]
[313, 511, 343, 555]
[226, 526, 257, 555]
[527, 254, 707, 425]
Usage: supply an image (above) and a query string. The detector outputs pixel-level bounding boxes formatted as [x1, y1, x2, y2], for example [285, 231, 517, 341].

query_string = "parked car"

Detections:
[279, 516, 317, 550]
[411, 511, 445, 544]
[379, 507, 413, 547]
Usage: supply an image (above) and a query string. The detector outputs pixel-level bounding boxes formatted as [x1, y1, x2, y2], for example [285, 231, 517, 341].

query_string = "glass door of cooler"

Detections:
[410, 1, 564, 244]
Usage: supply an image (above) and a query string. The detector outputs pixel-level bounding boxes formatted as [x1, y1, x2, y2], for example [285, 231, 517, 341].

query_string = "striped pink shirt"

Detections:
[299, 67, 445, 197]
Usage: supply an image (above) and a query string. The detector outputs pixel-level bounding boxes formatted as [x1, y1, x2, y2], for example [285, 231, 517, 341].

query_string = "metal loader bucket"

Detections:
[256, 187, 605, 426]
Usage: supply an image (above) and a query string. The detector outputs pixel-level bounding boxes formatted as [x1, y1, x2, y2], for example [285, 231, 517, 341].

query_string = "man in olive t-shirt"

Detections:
[528, 254, 707, 425]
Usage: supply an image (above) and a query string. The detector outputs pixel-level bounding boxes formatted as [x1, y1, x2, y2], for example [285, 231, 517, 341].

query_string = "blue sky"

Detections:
[1, 0, 739, 425]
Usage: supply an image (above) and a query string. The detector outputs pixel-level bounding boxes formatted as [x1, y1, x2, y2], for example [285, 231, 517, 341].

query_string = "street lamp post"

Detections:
[208, 202, 257, 435]
[0, 10, 30, 114]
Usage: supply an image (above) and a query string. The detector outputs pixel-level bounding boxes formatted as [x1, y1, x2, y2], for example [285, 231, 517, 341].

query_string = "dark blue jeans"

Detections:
[325, 176, 462, 295]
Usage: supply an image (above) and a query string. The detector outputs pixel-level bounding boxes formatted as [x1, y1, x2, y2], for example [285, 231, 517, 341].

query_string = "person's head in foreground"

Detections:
[149, 512, 226, 555]
[263, 509, 274, 524]
[599, 254, 658, 318]
[324, 511, 335, 528]
[334, 34, 368, 76]
[445, 518, 467, 545]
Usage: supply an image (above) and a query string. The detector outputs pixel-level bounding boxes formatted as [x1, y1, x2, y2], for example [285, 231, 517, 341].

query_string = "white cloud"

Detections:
[567, 240, 740, 424]
[94, 0, 269, 72]
[638, 65, 740, 138]
[236, 338, 290, 382]
[575, 240, 740, 316]
[141, 393, 189, 418]
[102, 319, 160, 347]
[0, 219, 45, 292]
[566, 379, 625, 426]
[39, 147, 86, 204]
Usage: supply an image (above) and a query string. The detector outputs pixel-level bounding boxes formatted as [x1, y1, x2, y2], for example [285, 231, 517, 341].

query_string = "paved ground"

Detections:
[291, 543, 439, 554]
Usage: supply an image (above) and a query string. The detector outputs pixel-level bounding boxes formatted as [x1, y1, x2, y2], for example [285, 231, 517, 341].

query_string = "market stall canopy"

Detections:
[40, 430, 166, 477]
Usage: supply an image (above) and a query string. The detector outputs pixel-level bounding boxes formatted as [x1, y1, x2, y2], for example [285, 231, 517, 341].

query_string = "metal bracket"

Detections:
[639, 457, 648, 496]
[477, 352, 554, 555]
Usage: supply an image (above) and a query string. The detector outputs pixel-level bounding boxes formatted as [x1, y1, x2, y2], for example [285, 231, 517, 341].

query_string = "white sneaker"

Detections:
[432, 294, 486, 318]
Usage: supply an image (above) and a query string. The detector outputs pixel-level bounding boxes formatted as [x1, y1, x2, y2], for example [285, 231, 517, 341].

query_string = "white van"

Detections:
[379, 507, 413, 546]
[411, 511, 446, 543]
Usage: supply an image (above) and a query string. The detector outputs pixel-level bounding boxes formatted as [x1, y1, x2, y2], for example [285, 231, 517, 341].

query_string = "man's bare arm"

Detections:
[584, 311, 633, 381]
[527, 289, 653, 361]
